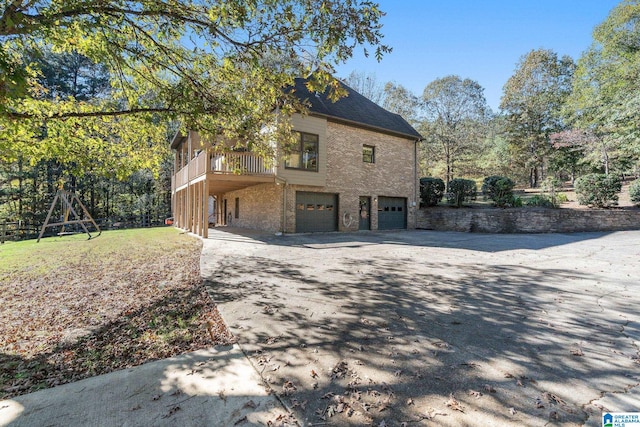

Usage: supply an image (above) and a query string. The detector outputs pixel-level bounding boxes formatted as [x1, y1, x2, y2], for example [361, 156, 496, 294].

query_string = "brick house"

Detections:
[170, 78, 422, 237]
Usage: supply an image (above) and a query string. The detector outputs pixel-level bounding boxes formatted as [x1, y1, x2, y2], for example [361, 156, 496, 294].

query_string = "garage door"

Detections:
[378, 197, 407, 230]
[295, 192, 338, 233]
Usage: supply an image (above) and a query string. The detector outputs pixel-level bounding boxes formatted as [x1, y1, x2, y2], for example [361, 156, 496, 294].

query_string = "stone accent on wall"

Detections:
[417, 207, 640, 233]
[224, 183, 283, 233]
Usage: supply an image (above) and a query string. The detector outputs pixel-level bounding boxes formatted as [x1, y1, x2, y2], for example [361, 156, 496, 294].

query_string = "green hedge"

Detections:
[447, 179, 477, 208]
[481, 176, 515, 207]
[630, 179, 640, 206]
[574, 174, 621, 208]
[419, 177, 445, 207]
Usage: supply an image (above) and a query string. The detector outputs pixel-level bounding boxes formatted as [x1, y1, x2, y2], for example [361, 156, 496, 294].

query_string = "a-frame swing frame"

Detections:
[37, 190, 101, 242]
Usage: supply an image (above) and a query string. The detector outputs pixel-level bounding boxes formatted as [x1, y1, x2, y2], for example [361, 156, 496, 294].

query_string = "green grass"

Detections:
[0, 227, 182, 277]
[0, 226, 233, 399]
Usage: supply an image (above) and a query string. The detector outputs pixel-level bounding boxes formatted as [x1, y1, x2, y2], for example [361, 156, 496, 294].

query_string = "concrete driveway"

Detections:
[201, 229, 640, 426]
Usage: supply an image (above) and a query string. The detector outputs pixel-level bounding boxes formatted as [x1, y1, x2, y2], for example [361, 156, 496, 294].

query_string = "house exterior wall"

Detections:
[276, 114, 328, 187]
[223, 183, 283, 233]
[175, 116, 418, 235]
[283, 121, 418, 233]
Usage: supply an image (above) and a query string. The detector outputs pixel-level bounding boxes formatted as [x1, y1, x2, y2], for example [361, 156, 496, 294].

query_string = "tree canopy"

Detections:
[0, 0, 389, 178]
[500, 48, 574, 187]
[421, 75, 490, 184]
[565, 0, 640, 174]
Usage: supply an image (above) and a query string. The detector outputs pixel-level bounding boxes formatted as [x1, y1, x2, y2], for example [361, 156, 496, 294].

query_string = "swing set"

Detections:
[37, 190, 101, 242]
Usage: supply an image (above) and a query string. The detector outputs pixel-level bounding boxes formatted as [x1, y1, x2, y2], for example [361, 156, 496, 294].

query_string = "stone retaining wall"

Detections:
[416, 207, 640, 233]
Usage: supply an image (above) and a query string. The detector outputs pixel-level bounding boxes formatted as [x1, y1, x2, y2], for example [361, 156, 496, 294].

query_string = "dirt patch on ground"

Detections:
[0, 228, 233, 399]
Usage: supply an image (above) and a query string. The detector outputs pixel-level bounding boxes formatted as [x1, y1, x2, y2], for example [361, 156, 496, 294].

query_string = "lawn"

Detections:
[0, 227, 233, 399]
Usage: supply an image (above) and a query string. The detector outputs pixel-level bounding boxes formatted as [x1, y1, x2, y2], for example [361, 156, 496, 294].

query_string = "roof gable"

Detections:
[292, 78, 422, 140]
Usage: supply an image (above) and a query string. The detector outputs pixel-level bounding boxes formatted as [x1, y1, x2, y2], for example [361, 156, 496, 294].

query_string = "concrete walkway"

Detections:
[0, 345, 289, 426]
[201, 228, 640, 426]
[3, 228, 638, 427]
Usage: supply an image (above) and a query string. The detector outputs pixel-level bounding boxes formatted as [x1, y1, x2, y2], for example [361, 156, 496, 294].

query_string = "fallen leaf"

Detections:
[326, 405, 336, 418]
[282, 380, 296, 395]
[310, 369, 318, 378]
[162, 405, 181, 418]
[331, 361, 349, 380]
[233, 415, 248, 425]
[469, 390, 482, 399]
[242, 400, 257, 409]
[543, 392, 566, 405]
[570, 348, 584, 356]
[446, 393, 464, 412]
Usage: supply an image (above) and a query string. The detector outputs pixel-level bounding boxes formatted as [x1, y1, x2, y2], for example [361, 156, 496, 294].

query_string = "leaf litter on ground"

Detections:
[0, 228, 234, 399]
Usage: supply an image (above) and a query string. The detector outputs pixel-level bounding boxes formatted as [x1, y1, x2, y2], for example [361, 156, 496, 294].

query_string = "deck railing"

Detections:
[173, 151, 275, 188]
[211, 152, 274, 175]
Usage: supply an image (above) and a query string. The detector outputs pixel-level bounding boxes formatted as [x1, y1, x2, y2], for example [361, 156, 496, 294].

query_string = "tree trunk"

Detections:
[17, 157, 23, 215]
[529, 167, 539, 188]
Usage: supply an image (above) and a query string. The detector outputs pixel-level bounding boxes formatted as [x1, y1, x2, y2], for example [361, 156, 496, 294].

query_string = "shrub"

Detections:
[447, 178, 477, 207]
[542, 177, 564, 207]
[481, 175, 515, 207]
[556, 193, 569, 204]
[524, 195, 555, 208]
[630, 179, 640, 206]
[419, 177, 445, 207]
[574, 174, 622, 208]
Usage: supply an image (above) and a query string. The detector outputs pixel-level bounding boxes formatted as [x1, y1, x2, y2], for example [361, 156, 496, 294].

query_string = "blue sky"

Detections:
[335, 0, 621, 111]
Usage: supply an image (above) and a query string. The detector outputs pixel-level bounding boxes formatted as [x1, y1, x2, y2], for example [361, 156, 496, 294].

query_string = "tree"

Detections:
[565, 0, 640, 174]
[421, 75, 490, 184]
[500, 49, 574, 187]
[0, 0, 390, 178]
[548, 130, 589, 183]
[382, 81, 421, 124]
[343, 70, 385, 105]
[477, 116, 518, 180]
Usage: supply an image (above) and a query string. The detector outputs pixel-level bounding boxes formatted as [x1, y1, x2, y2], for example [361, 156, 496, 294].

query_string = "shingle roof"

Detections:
[292, 78, 423, 140]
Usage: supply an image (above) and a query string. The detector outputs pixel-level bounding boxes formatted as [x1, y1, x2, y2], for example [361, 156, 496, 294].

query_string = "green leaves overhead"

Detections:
[566, 0, 640, 172]
[0, 0, 389, 178]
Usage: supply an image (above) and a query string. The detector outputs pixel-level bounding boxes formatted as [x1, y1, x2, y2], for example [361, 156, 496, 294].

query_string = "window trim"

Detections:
[363, 145, 375, 163]
[284, 132, 319, 172]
